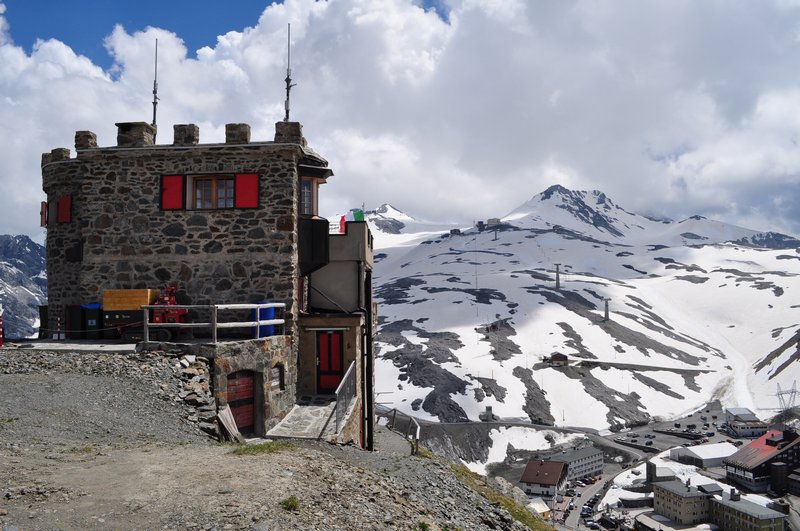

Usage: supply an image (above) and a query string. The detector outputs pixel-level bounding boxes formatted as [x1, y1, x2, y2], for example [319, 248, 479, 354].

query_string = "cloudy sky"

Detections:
[2, 0, 800, 241]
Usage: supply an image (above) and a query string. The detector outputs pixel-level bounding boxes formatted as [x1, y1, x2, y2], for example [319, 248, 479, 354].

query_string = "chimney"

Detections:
[730, 488, 740, 501]
[115, 122, 156, 147]
[173, 124, 200, 145]
[225, 123, 250, 144]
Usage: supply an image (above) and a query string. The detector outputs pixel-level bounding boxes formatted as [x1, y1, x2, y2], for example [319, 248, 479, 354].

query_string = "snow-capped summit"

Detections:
[364, 204, 415, 234]
[503, 185, 800, 249]
[504, 185, 647, 239]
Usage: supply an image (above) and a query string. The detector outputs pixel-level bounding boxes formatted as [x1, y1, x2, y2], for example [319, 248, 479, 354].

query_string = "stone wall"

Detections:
[41, 123, 320, 341]
[212, 336, 296, 435]
[336, 396, 363, 446]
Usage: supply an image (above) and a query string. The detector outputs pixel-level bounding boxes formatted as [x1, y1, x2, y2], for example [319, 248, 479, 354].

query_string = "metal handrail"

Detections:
[141, 302, 286, 343]
[334, 361, 357, 433]
[383, 408, 421, 455]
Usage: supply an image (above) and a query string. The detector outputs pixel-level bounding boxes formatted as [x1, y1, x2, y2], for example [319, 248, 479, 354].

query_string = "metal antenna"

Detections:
[284, 23, 296, 122]
[151, 38, 159, 142]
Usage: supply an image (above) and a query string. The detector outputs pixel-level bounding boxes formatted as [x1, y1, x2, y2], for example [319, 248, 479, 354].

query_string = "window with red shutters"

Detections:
[161, 175, 185, 210]
[56, 195, 72, 223]
[234, 173, 259, 208]
[161, 174, 259, 210]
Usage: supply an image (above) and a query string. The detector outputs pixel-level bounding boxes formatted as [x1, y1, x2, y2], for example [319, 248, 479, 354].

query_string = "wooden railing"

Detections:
[142, 302, 286, 343]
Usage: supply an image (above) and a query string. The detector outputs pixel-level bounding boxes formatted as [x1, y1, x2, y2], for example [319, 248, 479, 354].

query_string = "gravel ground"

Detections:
[0, 348, 543, 530]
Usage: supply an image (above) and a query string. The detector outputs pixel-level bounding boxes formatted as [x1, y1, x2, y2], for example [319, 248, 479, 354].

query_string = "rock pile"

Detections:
[0, 348, 219, 440]
[164, 354, 218, 437]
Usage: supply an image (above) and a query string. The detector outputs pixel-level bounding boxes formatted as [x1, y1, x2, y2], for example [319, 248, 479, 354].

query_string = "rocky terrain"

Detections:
[0, 347, 550, 530]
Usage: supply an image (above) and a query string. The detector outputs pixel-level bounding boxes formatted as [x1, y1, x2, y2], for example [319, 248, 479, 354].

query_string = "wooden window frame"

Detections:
[300, 177, 319, 216]
[192, 175, 235, 210]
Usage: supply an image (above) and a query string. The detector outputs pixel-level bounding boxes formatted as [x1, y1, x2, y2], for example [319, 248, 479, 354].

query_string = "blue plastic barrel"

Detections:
[252, 303, 275, 338]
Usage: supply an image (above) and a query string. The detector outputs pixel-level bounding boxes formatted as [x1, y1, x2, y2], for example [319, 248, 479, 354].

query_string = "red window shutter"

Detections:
[234, 173, 259, 208]
[40, 201, 48, 227]
[161, 175, 184, 210]
[56, 195, 72, 223]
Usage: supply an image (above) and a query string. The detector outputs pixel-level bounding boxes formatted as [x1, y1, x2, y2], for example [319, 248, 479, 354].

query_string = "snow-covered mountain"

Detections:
[0, 235, 46, 338]
[365, 186, 800, 432]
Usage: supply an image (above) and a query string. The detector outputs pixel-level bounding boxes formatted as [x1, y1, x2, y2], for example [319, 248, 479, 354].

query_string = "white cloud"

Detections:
[2, 0, 800, 240]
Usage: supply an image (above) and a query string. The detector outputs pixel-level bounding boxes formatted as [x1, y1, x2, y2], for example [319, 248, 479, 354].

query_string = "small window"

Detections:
[193, 176, 234, 209]
[271, 364, 285, 390]
[300, 179, 314, 216]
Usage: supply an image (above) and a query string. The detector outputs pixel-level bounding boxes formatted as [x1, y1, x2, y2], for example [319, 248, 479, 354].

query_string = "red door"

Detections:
[227, 371, 255, 434]
[317, 331, 344, 394]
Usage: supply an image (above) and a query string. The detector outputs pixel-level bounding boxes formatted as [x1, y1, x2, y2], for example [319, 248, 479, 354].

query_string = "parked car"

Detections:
[706, 431, 715, 437]
[645, 440, 653, 446]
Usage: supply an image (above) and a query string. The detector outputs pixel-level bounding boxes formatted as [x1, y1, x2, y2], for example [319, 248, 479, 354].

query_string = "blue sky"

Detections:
[4, 0, 272, 69]
[1, 0, 800, 240]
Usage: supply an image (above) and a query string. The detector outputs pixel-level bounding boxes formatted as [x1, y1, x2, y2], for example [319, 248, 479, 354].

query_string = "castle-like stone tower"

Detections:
[41, 120, 330, 338]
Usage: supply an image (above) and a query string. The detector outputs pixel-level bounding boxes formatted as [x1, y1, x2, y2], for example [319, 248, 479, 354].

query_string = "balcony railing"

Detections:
[142, 302, 286, 343]
[334, 361, 357, 433]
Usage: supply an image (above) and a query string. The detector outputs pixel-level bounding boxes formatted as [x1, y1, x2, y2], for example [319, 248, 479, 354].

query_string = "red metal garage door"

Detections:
[227, 370, 255, 434]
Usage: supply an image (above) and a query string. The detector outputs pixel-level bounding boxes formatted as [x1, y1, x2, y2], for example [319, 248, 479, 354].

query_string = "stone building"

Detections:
[41, 120, 375, 449]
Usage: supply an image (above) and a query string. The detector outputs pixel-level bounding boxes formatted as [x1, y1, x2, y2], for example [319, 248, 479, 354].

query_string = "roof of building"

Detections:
[654, 480, 709, 498]
[726, 408, 760, 422]
[527, 497, 551, 515]
[550, 446, 603, 464]
[635, 511, 719, 531]
[520, 460, 567, 486]
[714, 491, 785, 520]
[724, 429, 800, 470]
[697, 484, 723, 495]
[683, 442, 738, 461]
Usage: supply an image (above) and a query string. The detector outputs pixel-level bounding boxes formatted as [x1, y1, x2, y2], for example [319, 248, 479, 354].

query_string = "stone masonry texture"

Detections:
[42, 123, 317, 326]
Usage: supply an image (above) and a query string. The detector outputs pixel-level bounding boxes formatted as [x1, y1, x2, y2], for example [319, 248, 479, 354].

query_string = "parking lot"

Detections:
[603, 402, 735, 454]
